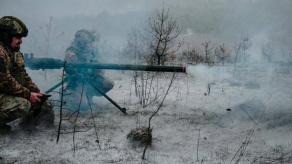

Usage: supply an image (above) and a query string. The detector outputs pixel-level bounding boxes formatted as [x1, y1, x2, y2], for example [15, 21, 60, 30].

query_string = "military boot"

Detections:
[20, 101, 54, 129]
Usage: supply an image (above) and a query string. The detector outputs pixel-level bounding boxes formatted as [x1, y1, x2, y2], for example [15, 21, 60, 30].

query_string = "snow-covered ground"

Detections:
[1, 63, 292, 164]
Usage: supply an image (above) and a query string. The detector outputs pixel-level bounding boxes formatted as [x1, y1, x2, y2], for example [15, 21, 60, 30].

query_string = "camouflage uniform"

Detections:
[0, 43, 37, 124]
[0, 16, 54, 126]
[64, 29, 113, 110]
[0, 94, 31, 125]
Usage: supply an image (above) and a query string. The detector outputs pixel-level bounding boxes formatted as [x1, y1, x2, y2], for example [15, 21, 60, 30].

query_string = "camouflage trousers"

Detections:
[0, 94, 54, 127]
[64, 75, 114, 111]
[0, 94, 31, 124]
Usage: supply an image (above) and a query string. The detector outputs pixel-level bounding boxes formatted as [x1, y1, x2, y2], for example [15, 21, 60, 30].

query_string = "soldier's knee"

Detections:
[106, 80, 114, 92]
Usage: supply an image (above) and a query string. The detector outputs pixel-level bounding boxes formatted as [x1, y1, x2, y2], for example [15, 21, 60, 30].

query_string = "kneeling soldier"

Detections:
[0, 16, 54, 133]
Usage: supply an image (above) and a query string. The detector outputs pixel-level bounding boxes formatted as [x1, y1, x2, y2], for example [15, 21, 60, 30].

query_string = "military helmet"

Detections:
[0, 16, 28, 37]
[74, 29, 95, 44]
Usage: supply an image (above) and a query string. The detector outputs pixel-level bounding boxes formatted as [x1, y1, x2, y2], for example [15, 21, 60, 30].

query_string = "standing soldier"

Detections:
[0, 16, 54, 132]
[64, 29, 114, 110]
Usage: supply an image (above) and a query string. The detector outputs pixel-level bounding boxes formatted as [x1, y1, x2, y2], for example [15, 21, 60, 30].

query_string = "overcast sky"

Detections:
[1, 0, 157, 19]
[1, 0, 291, 58]
[1, 0, 290, 34]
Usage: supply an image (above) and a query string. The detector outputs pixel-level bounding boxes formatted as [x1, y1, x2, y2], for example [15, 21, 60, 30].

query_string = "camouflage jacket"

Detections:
[0, 42, 39, 100]
[64, 46, 103, 78]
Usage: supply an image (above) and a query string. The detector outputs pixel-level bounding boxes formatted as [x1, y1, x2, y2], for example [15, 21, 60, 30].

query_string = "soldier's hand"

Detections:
[30, 92, 43, 103]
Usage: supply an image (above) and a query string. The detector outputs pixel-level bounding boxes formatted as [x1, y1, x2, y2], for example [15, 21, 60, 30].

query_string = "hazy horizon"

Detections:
[1, 0, 291, 61]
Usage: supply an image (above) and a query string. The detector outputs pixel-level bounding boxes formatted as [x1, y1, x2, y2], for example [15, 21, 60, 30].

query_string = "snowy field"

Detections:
[1, 63, 292, 164]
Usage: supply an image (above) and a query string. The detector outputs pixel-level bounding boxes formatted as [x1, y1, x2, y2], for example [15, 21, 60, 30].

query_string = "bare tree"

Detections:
[234, 35, 252, 64]
[147, 8, 182, 65]
[214, 44, 231, 65]
[122, 8, 183, 109]
[123, 28, 149, 64]
[37, 16, 54, 57]
[233, 35, 252, 73]
[125, 11, 182, 159]
[241, 36, 252, 61]
[262, 43, 273, 62]
[202, 41, 213, 65]
[181, 47, 204, 64]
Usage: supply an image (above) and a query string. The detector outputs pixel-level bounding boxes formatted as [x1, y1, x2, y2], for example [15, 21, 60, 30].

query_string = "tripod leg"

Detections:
[45, 78, 68, 94]
[89, 82, 127, 115]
